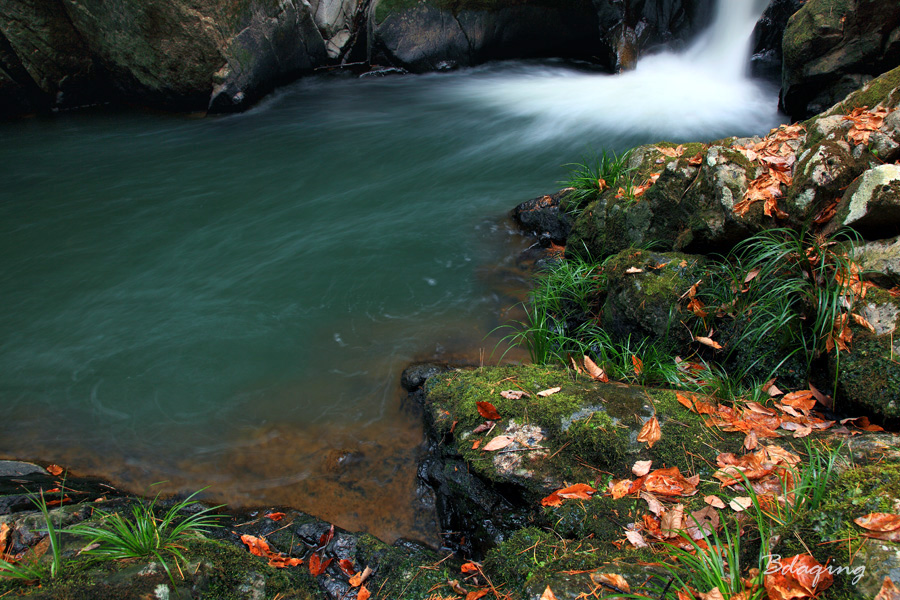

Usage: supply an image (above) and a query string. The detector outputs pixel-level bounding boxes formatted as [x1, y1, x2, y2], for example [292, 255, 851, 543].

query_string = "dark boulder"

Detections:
[511, 191, 573, 245]
[781, 0, 900, 120]
[750, 0, 805, 83]
[369, 0, 602, 72]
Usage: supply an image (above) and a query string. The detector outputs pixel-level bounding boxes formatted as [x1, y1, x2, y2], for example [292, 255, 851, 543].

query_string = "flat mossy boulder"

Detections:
[419, 364, 746, 551]
[781, 0, 900, 120]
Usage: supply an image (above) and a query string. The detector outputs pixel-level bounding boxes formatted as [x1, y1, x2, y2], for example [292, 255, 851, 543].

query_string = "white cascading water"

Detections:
[448, 0, 782, 145]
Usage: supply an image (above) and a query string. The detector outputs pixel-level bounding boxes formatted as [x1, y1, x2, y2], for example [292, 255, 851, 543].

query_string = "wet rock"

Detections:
[400, 362, 446, 391]
[511, 191, 572, 244]
[0, 0, 101, 114]
[369, 0, 602, 72]
[781, 0, 900, 120]
[0, 460, 46, 477]
[750, 0, 805, 83]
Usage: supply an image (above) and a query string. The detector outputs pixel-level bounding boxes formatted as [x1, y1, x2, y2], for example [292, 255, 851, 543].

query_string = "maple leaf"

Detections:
[656, 145, 685, 158]
[476, 401, 501, 420]
[637, 416, 661, 448]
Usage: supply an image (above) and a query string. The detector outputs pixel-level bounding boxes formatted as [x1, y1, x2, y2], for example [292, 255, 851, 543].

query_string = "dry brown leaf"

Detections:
[637, 416, 661, 448]
[537, 387, 561, 397]
[46, 464, 64, 477]
[625, 267, 644, 274]
[609, 479, 634, 499]
[465, 590, 489, 600]
[540, 492, 563, 507]
[339, 559, 356, 577]
[660, 504, 685, 537]
[704, 495, 726, 509]
[540, 586, 559, 600]
[476, 401, 501, 420]
[640, 491, 664, 516]
[729, 497, 753, 512]
[851, 312, 877, 333]
[349, 565, 372, 587]
[688, 152, 704, 166]
[556, 483, 597, 500]
[695, 336, 723, 349]
[632, 460, 653, 477]
[482, 435, 513, 451]
[500, 390, 527, 400]
[855, 513, 900, 532]
[583, 355, 609, 382]
[625, 529, 649, 548]
[875, 577, 900, 600]
[744, 431, 759, 451]
[592, 573, 631, 592]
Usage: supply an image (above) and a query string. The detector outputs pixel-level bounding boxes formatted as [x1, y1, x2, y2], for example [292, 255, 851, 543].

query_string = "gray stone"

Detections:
[838, 164, 900, 237]
[0, 460, 46, 477]
[855, 235, 900, 287]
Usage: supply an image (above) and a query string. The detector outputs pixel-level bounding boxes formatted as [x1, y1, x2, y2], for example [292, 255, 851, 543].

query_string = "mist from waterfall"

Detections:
[446, 0, 782, 145]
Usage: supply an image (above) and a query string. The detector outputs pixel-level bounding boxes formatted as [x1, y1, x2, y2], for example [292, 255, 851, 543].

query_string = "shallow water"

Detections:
[1, 23, 782, 544]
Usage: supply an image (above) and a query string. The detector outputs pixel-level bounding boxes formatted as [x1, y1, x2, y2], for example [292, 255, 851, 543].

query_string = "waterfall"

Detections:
[444, 0, 782, 146]
[686, 0, 773, 78]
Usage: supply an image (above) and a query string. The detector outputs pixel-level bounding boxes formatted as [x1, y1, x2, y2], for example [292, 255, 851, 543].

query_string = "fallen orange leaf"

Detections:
[540, 586, 559, 600]
[583, 355, 609, 382]
[637, 416, 661, 448]
[481, 435, 513, 451]
[476, 401, 501, 420]
[466, 591, 489, 600]
[339, 558, 356, 576]
[358, 585, 371, 600]
[46, 464, 64, 477]
[556, 483, 597, 500]
[461, 562, 479, 573]
[875, 576, 900, 600]
[855, 513, 900, 533]
[265, 512, 286, 521]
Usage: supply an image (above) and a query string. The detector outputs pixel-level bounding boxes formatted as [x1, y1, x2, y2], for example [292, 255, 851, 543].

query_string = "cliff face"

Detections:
[0, 0, 724, 116]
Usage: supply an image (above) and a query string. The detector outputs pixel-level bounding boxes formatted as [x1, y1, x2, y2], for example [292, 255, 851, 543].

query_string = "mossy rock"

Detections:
[598, 249, 706, 352]
[566, 143, 707, 261]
